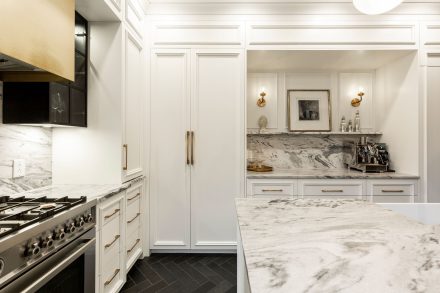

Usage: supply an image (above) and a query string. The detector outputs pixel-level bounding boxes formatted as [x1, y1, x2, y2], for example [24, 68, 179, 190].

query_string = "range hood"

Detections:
[0, 0, 75, 82]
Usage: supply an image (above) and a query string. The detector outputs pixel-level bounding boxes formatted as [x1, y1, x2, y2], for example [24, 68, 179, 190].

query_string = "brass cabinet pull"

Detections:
[123, 144, 128, 170]
[262, 189, 283, 192]
[104, 209, 120, 220]
[127, 213, 140, 224]
[104, 269, 120, 286]
[381, 190, 404, 193]
[321, 189, 344, 193]
[104, 235, 120, 249]
[186, 131, 190, 165]
[128, 192, 140, 201]
[190, 131, 195, 165]
[127, 239, 141, 254]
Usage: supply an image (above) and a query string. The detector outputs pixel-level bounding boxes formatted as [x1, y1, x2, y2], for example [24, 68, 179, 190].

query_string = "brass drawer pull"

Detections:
[186, 131, 190, 165]
[104, 235, 120, 249]
[321, 189, 344, 193]
[104, 269, 120, 286]
[128, 192, 140, 201]
[190, 131, 195, 165]
[104, 209, 120, 220]
[123, 144, 128, 170]
[381, 190, 405, 193]
[127, 239, 141, 254]
[262, 189, 283, 192]
[127, 213, 140, 224]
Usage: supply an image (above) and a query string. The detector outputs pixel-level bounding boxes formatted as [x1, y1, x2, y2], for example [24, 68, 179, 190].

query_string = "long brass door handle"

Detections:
[123, 144, 128, 170]
[190, 131, 194, 165]
[186, 131, 190, 165]
[104, 269, 120, 286]
[127, 239, 141, 254]
[104, 235, 120, 249]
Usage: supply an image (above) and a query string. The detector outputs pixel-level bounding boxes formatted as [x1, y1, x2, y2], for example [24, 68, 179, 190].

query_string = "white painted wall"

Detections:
[375, 52, 419, 175]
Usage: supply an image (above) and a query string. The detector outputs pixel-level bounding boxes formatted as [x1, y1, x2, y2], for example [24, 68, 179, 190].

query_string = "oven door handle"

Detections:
[18, 238, 96, 293]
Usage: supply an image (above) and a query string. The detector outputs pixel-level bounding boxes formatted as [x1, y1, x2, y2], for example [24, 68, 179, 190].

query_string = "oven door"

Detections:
[1, 229, 95, 293]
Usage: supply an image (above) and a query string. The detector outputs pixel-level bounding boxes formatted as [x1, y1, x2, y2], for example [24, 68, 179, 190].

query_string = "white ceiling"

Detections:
[247, 50, 415, 72]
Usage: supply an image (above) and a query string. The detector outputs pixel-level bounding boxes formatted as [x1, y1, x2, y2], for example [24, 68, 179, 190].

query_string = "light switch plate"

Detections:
[12, 159, 26, 178]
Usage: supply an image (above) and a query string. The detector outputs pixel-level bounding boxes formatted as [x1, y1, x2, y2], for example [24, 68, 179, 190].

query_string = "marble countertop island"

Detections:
[236, 198, 440, 293]
[247, 169, 419, 179]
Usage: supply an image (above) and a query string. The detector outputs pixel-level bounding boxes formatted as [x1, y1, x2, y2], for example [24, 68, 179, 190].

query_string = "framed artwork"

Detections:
[287, 89, 331, 132]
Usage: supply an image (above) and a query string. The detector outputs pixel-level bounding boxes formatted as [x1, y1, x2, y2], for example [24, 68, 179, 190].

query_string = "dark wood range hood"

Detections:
[0, 0, 75, 82]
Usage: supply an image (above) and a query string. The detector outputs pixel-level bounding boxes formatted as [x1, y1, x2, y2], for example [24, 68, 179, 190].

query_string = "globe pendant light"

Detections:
[353, 0, 403, 15]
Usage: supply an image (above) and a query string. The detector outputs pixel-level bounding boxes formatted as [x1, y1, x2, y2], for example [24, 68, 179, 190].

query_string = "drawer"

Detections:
[127, 211, 141, 236]
[247, 179, 296, 197]
[300, 180, 364, 197]
[369, 182, 416, 196]
[101, 215, 121, 251]
[127, 196, 141, 220]
[100, 197, 123, 227]
[102, 259, 123, 293]
[126, 228, 142, 269]
[373, 195, 414, 203]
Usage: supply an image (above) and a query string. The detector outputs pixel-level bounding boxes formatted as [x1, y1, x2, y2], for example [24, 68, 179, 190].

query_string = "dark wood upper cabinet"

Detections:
[2, 12, 88, 127]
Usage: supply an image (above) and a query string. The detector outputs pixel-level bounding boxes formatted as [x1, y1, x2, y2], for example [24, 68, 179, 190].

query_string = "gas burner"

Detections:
[0, 196, 86, 238]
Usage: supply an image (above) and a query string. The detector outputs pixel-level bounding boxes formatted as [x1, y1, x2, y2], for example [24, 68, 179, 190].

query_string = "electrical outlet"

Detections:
[12, 159, 26, 178]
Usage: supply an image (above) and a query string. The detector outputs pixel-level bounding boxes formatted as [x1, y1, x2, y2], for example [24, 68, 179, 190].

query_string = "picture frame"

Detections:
[287, 89, 331, 132]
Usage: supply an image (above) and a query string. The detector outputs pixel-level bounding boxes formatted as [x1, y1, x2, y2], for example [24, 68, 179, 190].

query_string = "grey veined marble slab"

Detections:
[236, 198, 440, 293]
[247, 169, 419, 179]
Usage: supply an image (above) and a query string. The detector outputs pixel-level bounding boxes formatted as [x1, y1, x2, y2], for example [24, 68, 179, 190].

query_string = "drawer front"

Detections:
[127, 211, 141, 236]
[126, 228, 142, 259]
[300, 180, 364, 197]
[100, 197, 123, 227]
[127, 196, 141, 220]
[248, 180, 295, 197]
[102, 216, 121, 251]
[371, 184, 416, 196]
[373, 195, 414, 203]
[102, 258, 123, 293]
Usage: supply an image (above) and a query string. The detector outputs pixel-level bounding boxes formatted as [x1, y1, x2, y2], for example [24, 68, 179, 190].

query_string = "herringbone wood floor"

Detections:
[120, 254, 237, 293]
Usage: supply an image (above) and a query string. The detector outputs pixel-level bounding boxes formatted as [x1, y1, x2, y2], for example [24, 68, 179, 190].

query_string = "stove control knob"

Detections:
[42, 236, 54, 248]
[75, 217, 85, 228]
[66, 223, 76, 234]
[25, 242, 41, 257]
[55, 228, 65, 240]
[84, 214, 93, 223]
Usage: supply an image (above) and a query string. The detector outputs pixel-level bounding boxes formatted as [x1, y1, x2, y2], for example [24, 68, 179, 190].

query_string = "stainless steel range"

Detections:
[0, 195, 96, 293]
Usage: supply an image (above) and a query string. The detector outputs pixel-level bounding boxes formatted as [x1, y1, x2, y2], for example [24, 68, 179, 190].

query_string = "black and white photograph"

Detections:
[298, 100, 320, 121]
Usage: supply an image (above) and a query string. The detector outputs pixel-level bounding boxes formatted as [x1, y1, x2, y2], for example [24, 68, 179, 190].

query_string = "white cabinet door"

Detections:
[190, 49, 245, 250]
[122, 30, 144, 182]
[150, 49, 191, 249]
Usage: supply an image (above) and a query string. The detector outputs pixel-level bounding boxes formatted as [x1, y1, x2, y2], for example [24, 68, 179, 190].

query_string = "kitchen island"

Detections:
[236, 198, 440, 293]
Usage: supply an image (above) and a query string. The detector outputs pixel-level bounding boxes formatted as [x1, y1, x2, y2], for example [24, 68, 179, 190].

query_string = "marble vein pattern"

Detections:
[0, 125, 52, 196]
[247, 134, 362, 170]
[236, 198, 440, 293]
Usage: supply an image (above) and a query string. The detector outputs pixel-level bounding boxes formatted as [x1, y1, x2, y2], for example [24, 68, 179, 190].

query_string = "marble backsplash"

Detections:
[247, 134, 361, 170]
[0, 83, 52, 196]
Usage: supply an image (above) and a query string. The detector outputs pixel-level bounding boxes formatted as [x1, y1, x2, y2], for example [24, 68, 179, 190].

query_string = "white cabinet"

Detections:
[367, 180, 417, 203]
[247, 179, 296, 198]
[150, 49, 245, 251]
[125, 182, 144, 270]
[123, 30, 144, 182]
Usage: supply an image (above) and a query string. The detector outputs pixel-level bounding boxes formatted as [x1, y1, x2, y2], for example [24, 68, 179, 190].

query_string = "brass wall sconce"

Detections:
[351, 90, 364, 107]
[257, 91, 266, 107]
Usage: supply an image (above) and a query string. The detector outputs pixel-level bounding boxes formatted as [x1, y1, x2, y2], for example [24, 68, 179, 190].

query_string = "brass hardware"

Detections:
[104, 269, 120, 286]
[351, 91, 364, 107]
[247, 165, 273, 172]
[262, 189, 283, 192]
[127, 239, 141, 254]
[104, 235, 120, 249]
[257, 91, 267, 107]
[186, 131, 190, 165]
[190, 131, 195, 165]
[104, 209, 120, 220]
[127, 213, 141, 224]
[128, 193, 140, 201]
[321, 189, 344, 193]
[381, 190, 405, 193]
[123, 144, 128, 170]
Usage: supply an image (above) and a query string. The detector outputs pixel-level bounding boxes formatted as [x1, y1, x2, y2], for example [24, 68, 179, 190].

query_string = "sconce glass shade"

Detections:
[353, 0, 403, 15]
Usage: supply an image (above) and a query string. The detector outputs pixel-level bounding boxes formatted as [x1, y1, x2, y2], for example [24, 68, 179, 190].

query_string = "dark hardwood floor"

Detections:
[120, 254, 237, 293]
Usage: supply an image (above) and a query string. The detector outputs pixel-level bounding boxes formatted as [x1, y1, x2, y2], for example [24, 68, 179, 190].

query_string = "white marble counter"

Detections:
[236, 198, 440, 293]
[247, 169, 419, 179]
[8, 176, 144, 202]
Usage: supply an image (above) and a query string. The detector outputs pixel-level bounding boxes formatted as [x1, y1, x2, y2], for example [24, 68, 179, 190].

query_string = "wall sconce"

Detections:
[257, 88, 267, 107]
[351, 88, 364, 107]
